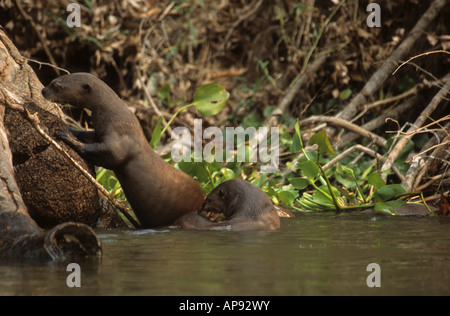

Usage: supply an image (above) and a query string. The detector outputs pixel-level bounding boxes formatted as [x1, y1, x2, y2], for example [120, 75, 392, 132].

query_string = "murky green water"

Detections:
[1, 213, 450, 295]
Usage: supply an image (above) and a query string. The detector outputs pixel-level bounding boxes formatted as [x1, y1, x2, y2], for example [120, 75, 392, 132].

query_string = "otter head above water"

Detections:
[175, 179, 281, 231]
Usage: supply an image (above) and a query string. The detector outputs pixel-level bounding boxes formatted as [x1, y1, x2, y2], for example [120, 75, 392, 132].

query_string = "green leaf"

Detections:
[339, 88, 352, 100]
[150, 116, 163, 149]
[291, 119, 304, 153]
[367, 172, 385, 190]
[374, 200, 406, 214]
[308, 130, 336, 156]
[289, 177, 309, 190]
[278, 190, 297, 206]
[220, 168, 236, 180]
[157, 83, 173, 107]
[397, 77, 415, 92]
[374, 184, 408, 202]
[263, 105, 277, 118]
[298, 160, 320, 181]
[242, 112, 262, 128]
[191, 83, 229, 116]
[177, 161, 210, 182]
[313, 185, 340, 205]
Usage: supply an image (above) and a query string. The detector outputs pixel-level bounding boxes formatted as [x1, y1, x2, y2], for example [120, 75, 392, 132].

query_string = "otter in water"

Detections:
[175, 179, 281, 231]
[42, 72, 205, 228]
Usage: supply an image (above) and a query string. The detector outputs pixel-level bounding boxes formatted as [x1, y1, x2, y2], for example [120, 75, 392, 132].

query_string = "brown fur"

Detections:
[42, 73, 204, 228]
[175, 179, 280, 231]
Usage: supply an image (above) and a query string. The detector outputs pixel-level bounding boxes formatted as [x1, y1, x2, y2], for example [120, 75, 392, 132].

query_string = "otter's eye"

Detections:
[219, 189, 225, 199]
[82, 84, 91, 92]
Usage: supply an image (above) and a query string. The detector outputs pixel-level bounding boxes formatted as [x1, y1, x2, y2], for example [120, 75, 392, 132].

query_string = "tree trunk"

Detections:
[0, 27, 111, 259]
[0, 27, 125, 230]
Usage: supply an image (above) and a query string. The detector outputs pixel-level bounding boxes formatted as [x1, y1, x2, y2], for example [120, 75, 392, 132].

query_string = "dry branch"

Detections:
[381, 73, 450, 181]
[335, 0, 448, 123]
[265, 55, 327, 127]
[299, 115, 387, 148]
[336, 95, 420, 149]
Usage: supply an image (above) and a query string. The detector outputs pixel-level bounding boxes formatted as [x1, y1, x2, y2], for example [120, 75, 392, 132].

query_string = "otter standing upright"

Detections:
[42, 72, 204, 228]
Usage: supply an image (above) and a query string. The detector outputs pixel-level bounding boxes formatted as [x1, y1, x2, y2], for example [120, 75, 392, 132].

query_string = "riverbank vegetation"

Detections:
[2, 0, 448, 218]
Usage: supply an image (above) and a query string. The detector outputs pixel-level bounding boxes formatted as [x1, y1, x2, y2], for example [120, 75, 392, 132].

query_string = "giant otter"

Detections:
[42, 73, 204, 228]
[175, 179, 281, 231]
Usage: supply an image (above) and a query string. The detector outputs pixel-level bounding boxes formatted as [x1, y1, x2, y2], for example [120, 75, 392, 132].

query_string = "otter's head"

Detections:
[199, 179, 275, 222]
[42, 73, 116, 111]
[198, 180, 243, 221]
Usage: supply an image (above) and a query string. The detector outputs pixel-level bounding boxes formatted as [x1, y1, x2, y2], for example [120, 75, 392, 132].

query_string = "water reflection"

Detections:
[1, 213, 449, 295]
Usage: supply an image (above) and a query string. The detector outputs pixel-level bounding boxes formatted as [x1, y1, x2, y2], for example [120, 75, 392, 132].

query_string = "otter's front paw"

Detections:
[56, 129, 74, 142]
[56, 129, 83, 149]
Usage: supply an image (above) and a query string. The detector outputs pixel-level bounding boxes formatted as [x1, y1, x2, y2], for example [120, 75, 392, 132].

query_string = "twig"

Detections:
[381, 72, 450, 181]
[264, 55, 327, 127]
[299, 115, 387, 148]
[215, 0, 264, 57]
[26, 58, 70, 75]
[386, 114, 450, 137]
[14, 0, 60, 76]
[137, 71, 172, 135]
[335, 0, 448, 123]
[413, 133, 450, 191]
[322, 144, 380, 170]
[393, 50, 450, 75]
[336, 95, 419, 149]
[1, 91, 141, 228]
[321, 144, 404, 181]
[351, 83, 422, 123]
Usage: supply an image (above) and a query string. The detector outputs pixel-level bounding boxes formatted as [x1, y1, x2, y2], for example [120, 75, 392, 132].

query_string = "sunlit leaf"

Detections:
[298, 160, 320, 181]
[191, 83, 229, 116]
[374, 184, 408, 202]
[339, 88, 352, 100]
[367, 172, 385, 190]
[309, 130, 336, 156]
[374, 200, 406, 213]
[150, 116, 163, 149]
[289, 177, 309, 190]
[278, 190, 297, 206]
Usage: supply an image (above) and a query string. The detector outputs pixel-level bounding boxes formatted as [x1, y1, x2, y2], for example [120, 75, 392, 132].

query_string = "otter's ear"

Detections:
[82, 83, 92, 92]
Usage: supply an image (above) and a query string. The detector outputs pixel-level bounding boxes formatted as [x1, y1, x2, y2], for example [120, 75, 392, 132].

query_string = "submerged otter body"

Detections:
[175, 179, 281, 231]
[42, 73, 204, 228]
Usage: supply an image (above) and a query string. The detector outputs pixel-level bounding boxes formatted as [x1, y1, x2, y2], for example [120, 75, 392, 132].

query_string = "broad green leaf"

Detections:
[289, 177, 309, 190]
[367, 172, 385, 190]
[177, 161, 210, 182]
[220, 168, 236, 180]
[374, 200, 406, 214]
[191, 83, 229, 116]
[278, 190, 297, 206]
[374, 184, 408, 202]
[339, 88, 352, 100]
[308, 130, 336, 156]
[298, 160, 320, 181]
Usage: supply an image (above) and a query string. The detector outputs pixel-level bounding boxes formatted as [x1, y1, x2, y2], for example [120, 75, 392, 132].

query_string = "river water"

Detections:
[1, 212, 449, 296]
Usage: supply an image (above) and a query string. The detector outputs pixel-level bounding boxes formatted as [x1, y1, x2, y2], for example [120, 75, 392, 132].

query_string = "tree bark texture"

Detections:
[0, 28, 113, 259]
[0, 27, 124, 230]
